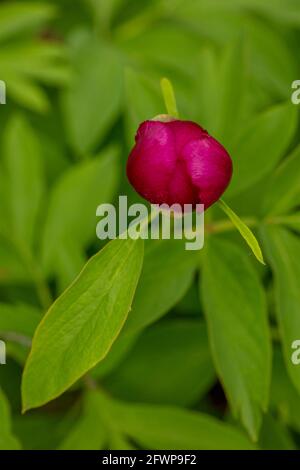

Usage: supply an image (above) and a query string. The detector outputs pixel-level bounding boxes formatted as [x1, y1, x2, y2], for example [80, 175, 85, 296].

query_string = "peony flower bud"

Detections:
[126, 118, 233, 210]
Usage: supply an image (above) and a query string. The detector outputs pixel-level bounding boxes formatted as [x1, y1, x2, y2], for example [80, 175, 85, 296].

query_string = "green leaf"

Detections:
[0, 388, 21, 450]
[124, 238, 197, 334]
[59, 390, 107, 450]
[172, 0, 243, 46]
[5, 76, 50, 113]
[0, 234, 29, 284]
[246, 17, 297, 98]
[259, 414, 295, 450]
[109, 433, 135, 450]
[62, 32, 122, 155]
[0, 302, 40, 364]
[227, 102, 297, 197]
[218, 0, 300, 27]
[0, 303, 40, 339]
[0, 2, 56, 42]
[108, 401, 255, 450]
[120, 24, 202, 77]
[0, 42, 69, 85]
[192, 48, 219, 133]
[22, 237, 144, 411]
[216, 38, 247, 146]
[104, 319, 216, 406]
[261, 225, 300, 395]
[2, 114, 44, 247]
[270, 348, 300, 434]
[218, 199, 265, 264]
[13, 413, 73, 450]
[201, 237, 271, 439]
[262, 144, 300, 217]
[41, 146, 119, 284]
[54, 241, 87, 293]
[86, 0, 126, 30]
[0, 40, 69, 112]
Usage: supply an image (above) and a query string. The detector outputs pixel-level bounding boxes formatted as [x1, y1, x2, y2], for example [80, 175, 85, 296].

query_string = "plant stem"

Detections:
[83, 373, 98, 390]
[206, 217, 259, 234]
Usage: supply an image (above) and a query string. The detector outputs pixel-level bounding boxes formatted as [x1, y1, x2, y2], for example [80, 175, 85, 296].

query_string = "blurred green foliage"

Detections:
[1, 0, 300, 450]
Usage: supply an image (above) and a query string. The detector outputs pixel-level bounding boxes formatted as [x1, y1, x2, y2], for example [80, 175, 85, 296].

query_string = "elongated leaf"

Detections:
[0, 234, 29, 283]
[192, 48, 219, 133]
[4, 75, 50, 113]
[124, 238, 196, 334]
[172, 1, 244, 46]
[42, 146, 119, 282]
[246, 17, 297, 98]
[262, 145, 300, 217]
[218, 199, 265, 264]
[62, 32, 122, 155]
[261, 225, 300, 394]
[160, 77, 179, 117]
[55, 242, 87, 293]
[201, 237, 271, 439]
[104, 319, 215, 406]
[227, 102, 297, 197]
[216, 38, 247, 146]
[109, 401, 255, 450]
[0, 2, 55, 42]
[86, 0, 125, 28]
[0, 388, 21, 450]
[2, 114, 44, 247]
[22, 237, 144, 411]
[120, 24, 202, 78]
[0, 39, 68, 112]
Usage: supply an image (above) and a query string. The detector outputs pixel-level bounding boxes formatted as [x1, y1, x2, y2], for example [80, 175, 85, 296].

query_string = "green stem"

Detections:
[207, 217, 259, 234]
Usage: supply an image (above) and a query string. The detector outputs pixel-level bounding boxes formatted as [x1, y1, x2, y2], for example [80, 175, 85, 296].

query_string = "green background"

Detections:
[1, 0, 300, 450]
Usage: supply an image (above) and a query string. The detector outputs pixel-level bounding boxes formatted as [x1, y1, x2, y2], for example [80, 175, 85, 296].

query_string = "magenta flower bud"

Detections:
[127, 118, 233, 210]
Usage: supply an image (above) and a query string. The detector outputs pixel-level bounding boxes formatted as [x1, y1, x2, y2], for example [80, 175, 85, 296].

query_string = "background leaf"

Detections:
[0, 388, 21, 450]
[1, 114, 44, 247]
[227, 102, 297, 197]
[62, 32, 123, 155]
[261, 226, 300, 394]
[201, 237, 271, 439]
[262, 145, 300, 217]
[41, 145, 119, 285]
[104, 319, 216, 406]
[0, 2, 56, 42]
